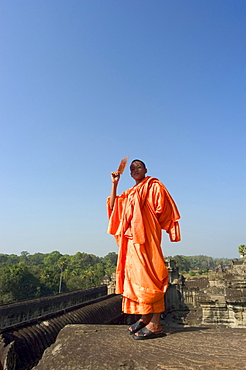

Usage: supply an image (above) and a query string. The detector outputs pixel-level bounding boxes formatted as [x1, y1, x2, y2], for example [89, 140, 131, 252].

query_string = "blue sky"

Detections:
[0, 0, 245, 259]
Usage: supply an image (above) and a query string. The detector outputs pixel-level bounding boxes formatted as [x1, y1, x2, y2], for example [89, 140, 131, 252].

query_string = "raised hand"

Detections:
[111, 171, 120, 185]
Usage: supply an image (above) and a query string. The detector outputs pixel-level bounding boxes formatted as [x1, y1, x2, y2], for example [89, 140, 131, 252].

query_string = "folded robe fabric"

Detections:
[107, 176, 181, 313]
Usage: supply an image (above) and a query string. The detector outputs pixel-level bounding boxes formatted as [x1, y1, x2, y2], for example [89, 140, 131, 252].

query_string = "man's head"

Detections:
[130, 159, 147, 184]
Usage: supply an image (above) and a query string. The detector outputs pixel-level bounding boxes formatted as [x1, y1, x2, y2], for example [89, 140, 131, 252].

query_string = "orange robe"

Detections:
[107, 176, 180, 315]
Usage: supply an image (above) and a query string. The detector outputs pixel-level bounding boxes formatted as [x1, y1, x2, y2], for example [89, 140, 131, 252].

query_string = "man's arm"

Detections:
[110, 171, 120, 210]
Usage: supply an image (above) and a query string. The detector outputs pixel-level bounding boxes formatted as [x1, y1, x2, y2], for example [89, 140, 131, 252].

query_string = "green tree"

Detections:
[6, 254, 20, 265]
[44, 251, 62, 266]
[28, 253, 46, 266]
[58, 256, 70, 293]
[39, 266, 61, 295]
[173, 255, 190, 272]
[20, 251, 30, 264]
[238, 245, 246, 257]
[92, 263, 105, 286]
[0, 254, 8, 267]
[0, 263, 40, 304]
[66, 276, 85, 291]
[103, 252, 117, 266]
[102, 252, 117, 276]
[189, 270, 196, 276]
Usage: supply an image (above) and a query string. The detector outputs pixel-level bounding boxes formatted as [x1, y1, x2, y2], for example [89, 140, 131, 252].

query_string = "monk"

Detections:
[107, 159, 181, 340]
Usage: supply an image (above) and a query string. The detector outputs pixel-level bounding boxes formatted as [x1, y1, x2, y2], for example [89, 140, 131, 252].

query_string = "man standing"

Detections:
[107, 159, 181, 340]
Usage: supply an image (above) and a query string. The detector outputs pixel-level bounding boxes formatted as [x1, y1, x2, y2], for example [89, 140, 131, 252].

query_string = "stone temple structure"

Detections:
[1, 257, 246, 369]
[165, 257, 246, 327]
[199, 258, 246, 327]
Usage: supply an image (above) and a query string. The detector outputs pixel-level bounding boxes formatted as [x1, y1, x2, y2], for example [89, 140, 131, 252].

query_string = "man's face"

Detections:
[130, 161, 147, 183]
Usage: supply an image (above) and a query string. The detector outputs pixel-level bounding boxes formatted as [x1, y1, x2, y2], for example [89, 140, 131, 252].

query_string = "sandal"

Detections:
[133, 327, 165, 340]
[127, 320, 147, 334]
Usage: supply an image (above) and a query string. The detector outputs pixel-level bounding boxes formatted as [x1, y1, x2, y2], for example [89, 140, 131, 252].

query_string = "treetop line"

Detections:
[0, 248, 243, 306]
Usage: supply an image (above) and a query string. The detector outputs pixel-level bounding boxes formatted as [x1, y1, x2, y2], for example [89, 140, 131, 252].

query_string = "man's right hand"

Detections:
[111, 171, 120, 185]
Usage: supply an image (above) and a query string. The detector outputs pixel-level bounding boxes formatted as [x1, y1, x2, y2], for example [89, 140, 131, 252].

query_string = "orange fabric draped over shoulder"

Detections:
[107, 176, 181, 315]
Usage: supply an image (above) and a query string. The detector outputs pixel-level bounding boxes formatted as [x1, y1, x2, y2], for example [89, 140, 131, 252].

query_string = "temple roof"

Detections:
[34, 324, 246, 369]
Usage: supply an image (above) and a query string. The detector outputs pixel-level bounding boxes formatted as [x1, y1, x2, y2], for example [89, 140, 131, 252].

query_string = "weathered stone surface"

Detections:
[200, 265, 246, 326]
[34, 324, 246, 370]
[0, 295, 123, 370]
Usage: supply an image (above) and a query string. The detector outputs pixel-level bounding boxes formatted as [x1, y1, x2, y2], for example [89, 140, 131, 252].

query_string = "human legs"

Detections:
[129, 312, 163, 334]
[123, 296, 164, 333]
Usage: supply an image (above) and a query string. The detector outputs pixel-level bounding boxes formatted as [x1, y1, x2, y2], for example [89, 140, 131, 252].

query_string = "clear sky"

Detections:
[1, 0, 245, 259]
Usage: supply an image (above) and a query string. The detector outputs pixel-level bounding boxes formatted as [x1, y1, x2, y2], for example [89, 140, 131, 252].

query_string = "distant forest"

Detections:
[0, 251, 233, 305]
[167, 255, 233, 276]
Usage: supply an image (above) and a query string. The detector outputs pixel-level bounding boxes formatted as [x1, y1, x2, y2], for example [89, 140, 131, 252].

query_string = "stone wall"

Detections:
[165, 258, 246, 328]
[0, 285, 107, 329]
[200, 260, 246, 327]
[163, 259, 190, 325]
[0, 294, 123, 370]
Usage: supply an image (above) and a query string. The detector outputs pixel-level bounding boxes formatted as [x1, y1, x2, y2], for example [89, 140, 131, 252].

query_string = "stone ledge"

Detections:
[34, 324, 246, 370]
[0, 286, 108, 329]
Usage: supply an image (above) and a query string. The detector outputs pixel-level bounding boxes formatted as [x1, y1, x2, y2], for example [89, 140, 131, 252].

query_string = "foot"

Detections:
[134, 321, 162, 336]
[133, 327, 165, 340]
[128, 314, 151, 333]
[145, 322, 163, 333]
